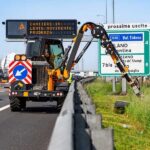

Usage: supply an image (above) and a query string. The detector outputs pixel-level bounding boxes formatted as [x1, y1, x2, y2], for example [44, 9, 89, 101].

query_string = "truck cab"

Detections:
[9, 39, 68, 111]
[26, 39, 64, 69]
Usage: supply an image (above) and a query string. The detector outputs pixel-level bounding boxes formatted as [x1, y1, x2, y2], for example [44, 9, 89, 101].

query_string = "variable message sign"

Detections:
[6, 20, 77, 39]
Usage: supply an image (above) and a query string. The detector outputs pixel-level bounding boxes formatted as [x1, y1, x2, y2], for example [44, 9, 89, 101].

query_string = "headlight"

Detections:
[21, 55, 27, 61]
[15, 55, 21, 61]
[14, 55, 27, 61]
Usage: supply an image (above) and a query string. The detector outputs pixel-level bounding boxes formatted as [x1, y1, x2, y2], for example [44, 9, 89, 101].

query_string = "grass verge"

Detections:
[85, 78, 150, 150]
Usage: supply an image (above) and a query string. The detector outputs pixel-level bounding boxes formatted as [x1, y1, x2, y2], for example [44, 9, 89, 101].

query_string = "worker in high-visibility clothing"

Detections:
[67, 73, 73, 84]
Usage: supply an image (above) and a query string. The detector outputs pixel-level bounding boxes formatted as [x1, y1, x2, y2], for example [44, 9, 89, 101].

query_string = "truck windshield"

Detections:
[26, 41, 41, 58]
[49, 44, 63, 69]
[50, 44, 63, 56]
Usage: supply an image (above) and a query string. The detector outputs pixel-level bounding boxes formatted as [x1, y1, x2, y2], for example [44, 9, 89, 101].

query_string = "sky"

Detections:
[0, 0, 150, 71]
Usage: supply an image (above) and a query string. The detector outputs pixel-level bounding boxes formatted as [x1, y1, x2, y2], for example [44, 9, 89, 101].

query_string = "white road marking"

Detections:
[0, 105, 10, 112]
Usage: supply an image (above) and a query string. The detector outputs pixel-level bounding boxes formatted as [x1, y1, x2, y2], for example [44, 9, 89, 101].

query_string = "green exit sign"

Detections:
[98, 30, 149, 76]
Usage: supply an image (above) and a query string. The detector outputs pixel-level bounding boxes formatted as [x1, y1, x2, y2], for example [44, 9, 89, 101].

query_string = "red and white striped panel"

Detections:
[8, 60, 32, 84]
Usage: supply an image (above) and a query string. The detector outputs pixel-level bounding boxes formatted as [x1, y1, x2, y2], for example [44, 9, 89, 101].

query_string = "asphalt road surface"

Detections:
[0, 89, 59, 150]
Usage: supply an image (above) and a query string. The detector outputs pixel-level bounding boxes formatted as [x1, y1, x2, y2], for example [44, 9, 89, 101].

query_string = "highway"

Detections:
[0, 89, 58, 150]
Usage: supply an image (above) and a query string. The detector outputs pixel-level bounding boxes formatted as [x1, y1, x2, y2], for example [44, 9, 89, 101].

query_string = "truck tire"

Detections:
[20, 99, 26, 109]
[10, 97, 26, 111]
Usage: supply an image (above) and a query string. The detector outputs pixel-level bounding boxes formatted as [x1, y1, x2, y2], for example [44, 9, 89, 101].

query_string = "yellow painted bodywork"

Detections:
[124, 66, 129, 72]
[23, 91, 29, 97]
[47, 68, 69, 91]
[47, 69, 55, 91]
[1, 79, 8, 83]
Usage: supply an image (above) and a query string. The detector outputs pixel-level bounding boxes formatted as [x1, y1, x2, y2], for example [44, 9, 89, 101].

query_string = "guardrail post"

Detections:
[91, 129, 114, 150]
[75, 77, 114, 150]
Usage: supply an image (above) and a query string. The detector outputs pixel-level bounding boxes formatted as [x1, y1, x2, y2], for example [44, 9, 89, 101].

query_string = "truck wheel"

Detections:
[20, 100, 26, 109]
[10, 97, 26, 111]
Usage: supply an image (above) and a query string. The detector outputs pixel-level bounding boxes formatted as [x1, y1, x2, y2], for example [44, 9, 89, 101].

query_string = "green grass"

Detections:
[85, 78, 150, 150]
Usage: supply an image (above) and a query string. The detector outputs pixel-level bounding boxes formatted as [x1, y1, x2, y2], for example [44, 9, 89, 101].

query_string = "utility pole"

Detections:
[112, 0, 116, 93]
[112, 0, 115, 23]
[106, 0, 108, 24]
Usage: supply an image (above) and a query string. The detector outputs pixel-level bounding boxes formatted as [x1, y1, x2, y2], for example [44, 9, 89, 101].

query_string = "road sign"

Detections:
[13, 65, 28, 80]
[99, 30, 149, 76]
[104, 23, 150, 31]
[8, 60, 32, 84]
[6, 20, 77, 39]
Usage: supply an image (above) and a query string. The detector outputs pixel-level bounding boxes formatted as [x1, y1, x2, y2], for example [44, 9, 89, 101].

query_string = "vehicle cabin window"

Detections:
[26, 40, 64, 69]
[48, 44, 63, 69]
[26, 41, 41, 58]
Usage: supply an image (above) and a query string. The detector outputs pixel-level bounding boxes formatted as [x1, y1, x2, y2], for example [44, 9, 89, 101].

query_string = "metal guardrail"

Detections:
[48, 82, 75, 150]
[48, 78, 114, 150]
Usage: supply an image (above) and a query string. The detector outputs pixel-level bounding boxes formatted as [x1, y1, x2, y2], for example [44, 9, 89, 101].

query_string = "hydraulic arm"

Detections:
[65, 22, 141, 97]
